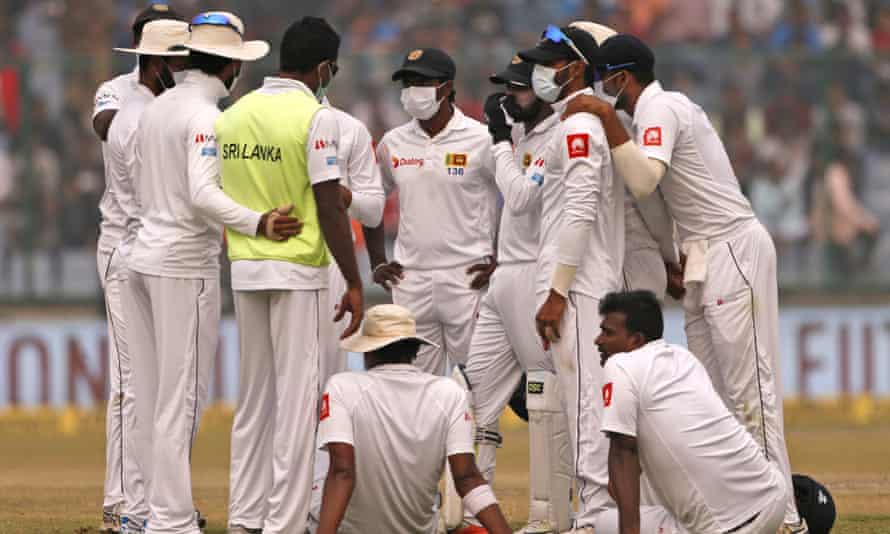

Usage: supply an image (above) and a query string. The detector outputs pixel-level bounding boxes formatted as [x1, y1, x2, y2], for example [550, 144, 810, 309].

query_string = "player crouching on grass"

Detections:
[596, 290, 789, 534]
[315, 304, 511, 534]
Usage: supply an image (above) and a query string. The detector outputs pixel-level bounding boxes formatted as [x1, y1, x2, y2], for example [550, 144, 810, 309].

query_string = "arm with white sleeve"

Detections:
[344, 123, 385, 227]
[186, 111, 262, 237]
[549, 119, 607, 297]
[491, 141, 542, 215]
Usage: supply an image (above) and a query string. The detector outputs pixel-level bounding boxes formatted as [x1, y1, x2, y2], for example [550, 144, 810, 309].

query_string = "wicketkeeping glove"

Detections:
[484, 92, 511, 145]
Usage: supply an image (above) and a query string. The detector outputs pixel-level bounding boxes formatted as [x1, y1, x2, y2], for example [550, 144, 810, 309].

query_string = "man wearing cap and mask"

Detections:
[101, 19, 190, 533]
[452, 56, 573, 534]
[517, 24, 624, 533]
[214, 16, 364, 534]
[315, 304, 512, 534]
[563, 34, 807, 534]
[125, 12, 300, 534]
[362, 48, 498, 377]
[92, 5, 184, 531]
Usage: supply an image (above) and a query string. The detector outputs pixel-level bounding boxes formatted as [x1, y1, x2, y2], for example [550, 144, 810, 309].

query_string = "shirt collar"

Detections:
[410, 105, 469, 140]
[551, 86, 594, 115]
[181, 69, 229, 101]
[369, 363, 421, 373]
[633, 81, 664, 122]
[260, 76, 318, 99]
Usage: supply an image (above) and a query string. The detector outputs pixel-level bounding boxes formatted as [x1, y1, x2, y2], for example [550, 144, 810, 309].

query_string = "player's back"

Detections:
[634, 84, 754, 242]
[607, 341, 781, 533]
[323, 365, 471, 533]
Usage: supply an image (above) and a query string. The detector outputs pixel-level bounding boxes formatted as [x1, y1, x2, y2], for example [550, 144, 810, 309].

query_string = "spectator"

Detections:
[821, 0, 871, 55]
[770, 0, 823, 51]
[872, 2, 890, 52]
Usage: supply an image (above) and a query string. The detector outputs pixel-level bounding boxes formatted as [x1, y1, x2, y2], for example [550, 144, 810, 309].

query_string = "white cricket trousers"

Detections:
[622, 246, 666, 301]
[127, 271, 219, 534]
[392, 264, 484, 375]
[464, 262, 552, 466]
[228, 289, 326, 534]
[682, 220, 799, 525]
[542, 291, 610, 527]
[98, 248, 141, 513]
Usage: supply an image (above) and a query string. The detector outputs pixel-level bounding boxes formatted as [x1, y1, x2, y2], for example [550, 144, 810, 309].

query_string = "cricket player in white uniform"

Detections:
[596, 290, 788, 534]
[102, 20, 191, 532]
[518, 26, 624, 532]
[219, 17, 364, 534]
[316, 304, 512, 534]
[364, 47, 498, 376]
[455, 58, 572, 534]
[309, 100, 385, 524]
[126, 13, 298, 534]
[565, 34, 806, 534]
[92, 5, 182, 531]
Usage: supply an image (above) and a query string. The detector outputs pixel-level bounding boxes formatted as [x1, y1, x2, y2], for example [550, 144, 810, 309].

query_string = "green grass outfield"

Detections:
[1, 399, 889, 533]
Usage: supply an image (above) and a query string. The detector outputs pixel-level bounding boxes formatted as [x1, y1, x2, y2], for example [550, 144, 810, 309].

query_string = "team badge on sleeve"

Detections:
[566, 133, 589, 159]
[643, 127, 662, 146]
[602, 382, 613, 407]
[320, 393, 330, 420]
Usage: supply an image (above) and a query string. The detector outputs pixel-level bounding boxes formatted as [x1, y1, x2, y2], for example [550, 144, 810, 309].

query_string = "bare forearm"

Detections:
[316, 471, 354, 534]
[362, 223, 388, 269]
[476, 504, 512, 534]
[609, 442, 641, 534]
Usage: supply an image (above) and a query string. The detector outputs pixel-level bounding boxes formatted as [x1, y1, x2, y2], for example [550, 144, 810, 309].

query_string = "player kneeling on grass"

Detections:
[315, 304, 512, 534]
[596, 290, 789, 534]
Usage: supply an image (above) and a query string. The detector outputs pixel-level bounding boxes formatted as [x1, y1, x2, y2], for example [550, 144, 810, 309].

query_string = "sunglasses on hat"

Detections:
[543, 24, 589, 65]
[191, 12, 242, 36]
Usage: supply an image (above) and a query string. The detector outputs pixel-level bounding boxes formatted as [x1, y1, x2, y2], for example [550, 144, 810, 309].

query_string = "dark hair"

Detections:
[599, 290, 664, 342]
[369, 339, 423, 364]
[132, 4, 182, 45]
[280, 16, 340, 73]
[628, 67, 655, 87]
[189, 50, 234, 76]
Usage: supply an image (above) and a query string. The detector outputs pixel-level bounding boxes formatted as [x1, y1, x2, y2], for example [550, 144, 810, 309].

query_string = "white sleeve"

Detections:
[93, 80, 121, 118]
[555, 118, 607, 269]
[633, 188, 678, 264]
[318, 380, 355, 449]
[492, 141, 541, 215]
[376, 138, 397, 199]
[305, 108, 342, 185]
[634, 98, 680, 167]
[601, 360, 639, 438]
[446, 389, 476, 457]
[114, 117, 142, 231]
[187, 111, 261, 236]
[344, 123, 385, 227]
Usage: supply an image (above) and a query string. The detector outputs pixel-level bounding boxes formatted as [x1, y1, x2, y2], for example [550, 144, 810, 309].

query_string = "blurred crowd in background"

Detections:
[1, 0, 890, 302]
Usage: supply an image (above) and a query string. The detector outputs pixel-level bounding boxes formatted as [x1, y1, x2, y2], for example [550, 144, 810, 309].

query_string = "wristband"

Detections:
[463, 484, 497, 517]
[372, 262, 389, 275]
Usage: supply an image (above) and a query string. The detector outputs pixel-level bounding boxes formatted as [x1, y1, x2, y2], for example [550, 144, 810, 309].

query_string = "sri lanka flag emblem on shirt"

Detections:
[522, 152, 532, 169]
[444, 153, 468, 167]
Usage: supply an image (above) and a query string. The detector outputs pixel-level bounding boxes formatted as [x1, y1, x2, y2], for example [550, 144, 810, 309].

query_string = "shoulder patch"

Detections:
[643, 126, 662, 146]
[320, 393, 330, 420]
[566, 133, 589, 159]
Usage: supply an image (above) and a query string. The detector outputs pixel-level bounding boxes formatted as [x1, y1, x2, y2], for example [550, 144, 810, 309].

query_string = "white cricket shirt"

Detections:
[102, 83, 155, 258]
[227, 78, 341, 291]
[537, 88, 624, 299]
[377, 107, 498, 269]
[318, 364, 475, 534]
[95, 68, 138, 256]
[601, 340, 781, 533]
[490, 112, 558, 265]
[128, 70, 263, 280]
[632, 82, 754, 242]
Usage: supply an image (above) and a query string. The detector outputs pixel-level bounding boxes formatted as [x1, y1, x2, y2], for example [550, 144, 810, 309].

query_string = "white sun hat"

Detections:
[570, 21, 617, 46]
[183, 11, 269, 62]
[340, 304, 438, 354]
[113, 19, 190, 56]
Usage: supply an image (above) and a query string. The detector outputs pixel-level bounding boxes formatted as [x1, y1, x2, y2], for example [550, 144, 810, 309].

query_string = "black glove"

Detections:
[483, 92, 511, 144]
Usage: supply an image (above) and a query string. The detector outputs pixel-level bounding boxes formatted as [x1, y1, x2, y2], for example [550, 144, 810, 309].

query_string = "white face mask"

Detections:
[602, 72, 627, 108]
[532, 62, 574, 103]
[593, 80, 618, 108]
[224, 65, 243, 97]
[316, 62, 334, 103]
[400, 83, 446, 120]
[173, 70, 187, 85]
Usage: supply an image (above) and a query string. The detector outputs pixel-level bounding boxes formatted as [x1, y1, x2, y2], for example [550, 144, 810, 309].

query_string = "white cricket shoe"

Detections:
[514, 519, 557, 533]
[779, 518, 809, 534]
[101, 503, 122, 533]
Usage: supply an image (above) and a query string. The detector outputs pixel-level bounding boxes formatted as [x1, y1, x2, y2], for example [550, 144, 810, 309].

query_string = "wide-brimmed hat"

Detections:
[114, 19, 189, 56]
[341, 304, 438, 353]
[183, 11, 269, 62]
